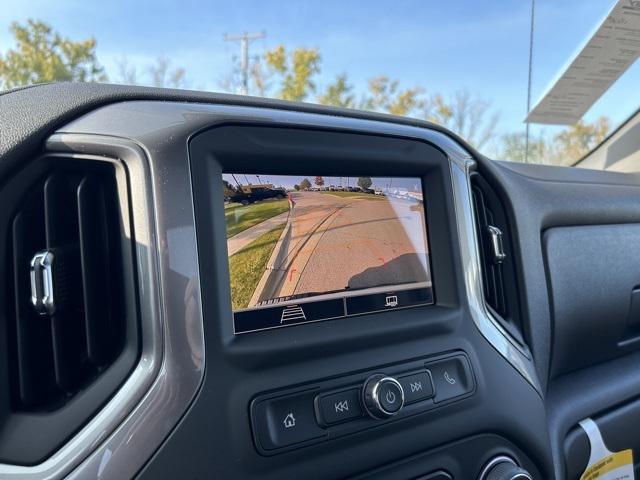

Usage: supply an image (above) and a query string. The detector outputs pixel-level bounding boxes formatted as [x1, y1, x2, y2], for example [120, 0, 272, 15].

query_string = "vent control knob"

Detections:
[486, 225, 506, 264]
[362, 374, 404, 419]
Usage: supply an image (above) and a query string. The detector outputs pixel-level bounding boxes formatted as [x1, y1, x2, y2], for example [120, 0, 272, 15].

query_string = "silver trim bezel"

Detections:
[477, 455, 532, 480]
[30, 250, 56, 316]
[363, 373, 406, 419]
[449, 155, 540, 391]
[371, 376, 405, 417]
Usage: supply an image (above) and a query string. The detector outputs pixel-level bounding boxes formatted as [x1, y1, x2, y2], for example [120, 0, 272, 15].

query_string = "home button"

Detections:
[252, 391, 326, 451]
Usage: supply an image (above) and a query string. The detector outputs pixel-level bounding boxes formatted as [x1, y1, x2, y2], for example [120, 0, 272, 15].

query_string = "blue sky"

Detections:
[2, 0, 638, 156]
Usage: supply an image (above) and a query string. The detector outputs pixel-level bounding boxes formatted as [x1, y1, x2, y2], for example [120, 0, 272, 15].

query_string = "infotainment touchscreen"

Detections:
[224, 174, 433, 333]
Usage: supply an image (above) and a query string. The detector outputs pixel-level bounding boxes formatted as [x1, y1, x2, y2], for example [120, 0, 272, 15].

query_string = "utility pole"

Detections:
[224, 31, 266, 95]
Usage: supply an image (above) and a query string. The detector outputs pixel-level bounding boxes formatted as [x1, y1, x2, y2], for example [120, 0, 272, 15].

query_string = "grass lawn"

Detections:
[229, 225, 285, 310]
[321, 191, 386, 200]
[225, 199, 289, 238]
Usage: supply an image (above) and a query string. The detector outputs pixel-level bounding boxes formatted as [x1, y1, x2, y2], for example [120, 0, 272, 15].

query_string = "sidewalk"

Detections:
[227, 211, 290, 256]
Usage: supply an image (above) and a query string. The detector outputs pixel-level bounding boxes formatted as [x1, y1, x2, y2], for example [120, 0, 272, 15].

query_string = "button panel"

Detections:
[250, 352, 474, 455]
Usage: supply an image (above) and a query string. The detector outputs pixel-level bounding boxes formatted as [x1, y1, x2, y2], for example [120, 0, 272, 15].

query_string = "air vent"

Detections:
[470, 172, 525, 345]
[8, 165, 127, 411]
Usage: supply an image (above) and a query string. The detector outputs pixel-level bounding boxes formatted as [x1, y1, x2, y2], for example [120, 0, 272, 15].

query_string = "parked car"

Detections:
[228, 186, 286, 205]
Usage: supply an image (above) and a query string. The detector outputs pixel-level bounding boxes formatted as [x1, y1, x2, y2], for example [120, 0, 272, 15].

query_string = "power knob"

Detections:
[478, 456, 533, 480]
[362, 374, 405, 419]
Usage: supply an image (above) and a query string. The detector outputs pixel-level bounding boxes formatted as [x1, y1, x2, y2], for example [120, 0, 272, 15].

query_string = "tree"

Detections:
[553, 117, 610, 164]
[115, 56, 188, 88]
[149, 56, 186, 89]
[264, 45, 321, 101]
[358, 177, 372, 190]
[362, 76, 424, 117]
[116, 56, 138, 85]
[0, 19, 106, 89]
[294, 184, 301, 191]
[314, 176, 325, 186]
[318, 74, 355, 108]
[499, 116, 611, 165]
[250, 58, 270, 96]
[425, 90, 499, 150]
[300, 178, 312, 190]
[499, 132, 550, 163]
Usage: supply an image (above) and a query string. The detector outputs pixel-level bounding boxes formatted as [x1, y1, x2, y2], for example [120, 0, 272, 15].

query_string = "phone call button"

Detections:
[427, 355, 474, 403]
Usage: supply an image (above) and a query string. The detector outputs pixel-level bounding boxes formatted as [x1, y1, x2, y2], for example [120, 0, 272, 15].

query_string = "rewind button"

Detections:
[316, 388, 363, 425]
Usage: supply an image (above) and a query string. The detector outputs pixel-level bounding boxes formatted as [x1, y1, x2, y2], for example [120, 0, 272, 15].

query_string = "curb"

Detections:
[248, 208, 293, 306]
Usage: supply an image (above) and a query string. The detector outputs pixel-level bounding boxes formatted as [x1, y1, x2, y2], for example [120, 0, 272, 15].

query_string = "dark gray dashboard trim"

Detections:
[0, 134, 205, 480]
[1, 100, 540, 478]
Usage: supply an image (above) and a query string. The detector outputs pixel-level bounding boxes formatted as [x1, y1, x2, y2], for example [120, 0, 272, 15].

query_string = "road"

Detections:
[268, 192, 430, 301]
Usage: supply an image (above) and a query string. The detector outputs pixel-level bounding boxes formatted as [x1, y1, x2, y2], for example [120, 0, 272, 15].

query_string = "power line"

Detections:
[525, 0, 536, 163]
[230, 174, 242, 189]
[223, 31, 266, 95]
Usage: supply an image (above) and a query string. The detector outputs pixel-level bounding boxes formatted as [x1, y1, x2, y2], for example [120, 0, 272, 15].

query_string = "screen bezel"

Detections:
[223, 173, 435, 334]
[190, 123, 459, 348]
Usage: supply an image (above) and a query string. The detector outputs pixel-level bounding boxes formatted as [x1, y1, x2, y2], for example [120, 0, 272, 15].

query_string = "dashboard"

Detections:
[1, 83, 640, 479]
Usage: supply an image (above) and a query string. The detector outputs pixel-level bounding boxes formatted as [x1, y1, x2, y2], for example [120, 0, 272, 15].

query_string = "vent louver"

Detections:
[8, 166, 126, 411]
[470, 172, 525, 345]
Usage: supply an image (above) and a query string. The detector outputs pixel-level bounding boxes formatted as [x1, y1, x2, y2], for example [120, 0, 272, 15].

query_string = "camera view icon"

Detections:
[385, 295, 399, 307]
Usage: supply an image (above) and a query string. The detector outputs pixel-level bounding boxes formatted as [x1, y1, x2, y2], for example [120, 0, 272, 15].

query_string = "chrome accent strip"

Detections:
[486, 225, 506, 264]
[30, 250, 56, 315]
[478, 455, 531, 480]
[449, 156, 541, 392]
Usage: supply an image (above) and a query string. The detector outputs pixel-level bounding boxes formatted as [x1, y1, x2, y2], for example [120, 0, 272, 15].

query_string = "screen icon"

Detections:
[281, 305, 306, 323]
[385, 295, 399, 307]
[444, 371, 456, 385]
[385, 390, 397, 404]
[283, 412, 296, 428]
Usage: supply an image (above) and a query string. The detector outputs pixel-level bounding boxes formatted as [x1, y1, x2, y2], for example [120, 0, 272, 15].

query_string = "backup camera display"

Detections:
[224, 174, 433, 333]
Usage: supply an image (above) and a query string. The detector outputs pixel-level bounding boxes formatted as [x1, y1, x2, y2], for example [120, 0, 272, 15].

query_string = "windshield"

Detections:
[2, 1, 639, 169]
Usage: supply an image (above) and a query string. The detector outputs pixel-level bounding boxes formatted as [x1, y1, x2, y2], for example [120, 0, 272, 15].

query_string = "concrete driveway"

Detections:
[267, 191, 430, 300]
